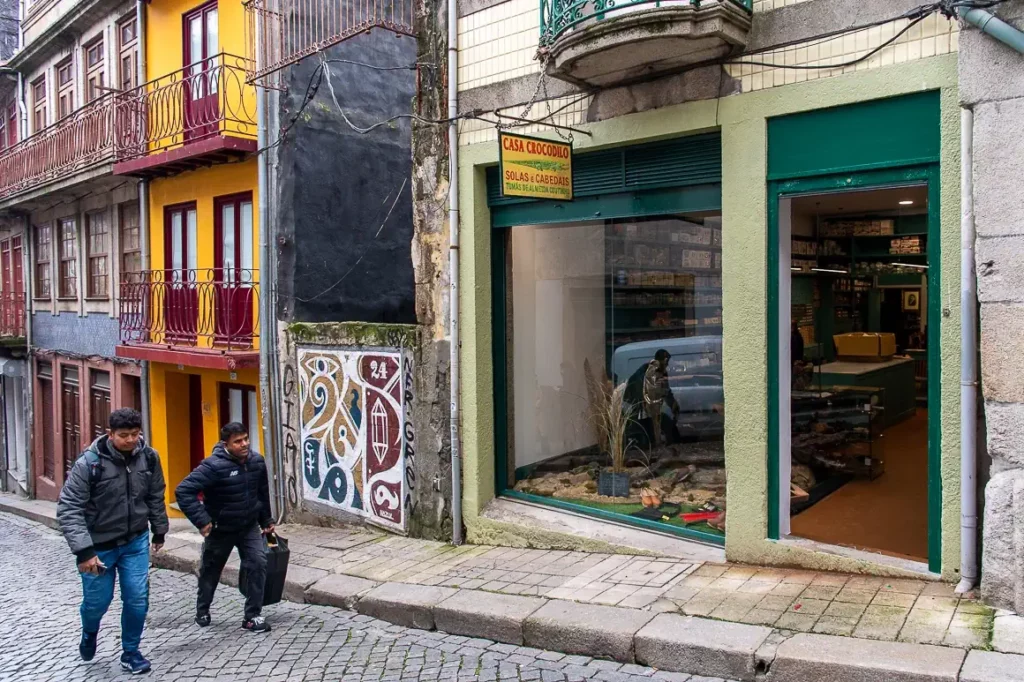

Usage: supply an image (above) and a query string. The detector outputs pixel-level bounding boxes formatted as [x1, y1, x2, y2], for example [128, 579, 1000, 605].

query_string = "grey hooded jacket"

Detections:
[57, 435, 169, 564]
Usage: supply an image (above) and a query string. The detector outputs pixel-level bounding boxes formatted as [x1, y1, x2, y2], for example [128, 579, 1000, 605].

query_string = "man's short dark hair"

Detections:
[109, 408, 143, 431]
[655, 349, 671, 362]
[220, 422, 248, 442]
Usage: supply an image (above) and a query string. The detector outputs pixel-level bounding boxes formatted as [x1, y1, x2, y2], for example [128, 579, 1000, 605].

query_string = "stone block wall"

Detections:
[958, 0, 1024, 612]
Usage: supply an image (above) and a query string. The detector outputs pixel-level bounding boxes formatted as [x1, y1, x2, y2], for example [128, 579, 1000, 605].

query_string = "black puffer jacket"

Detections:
[175, 444, 272, 533]
[57, 436, 169, 563]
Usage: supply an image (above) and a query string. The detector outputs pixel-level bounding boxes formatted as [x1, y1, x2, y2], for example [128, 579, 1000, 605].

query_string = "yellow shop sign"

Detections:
[499, 132, 573, 201]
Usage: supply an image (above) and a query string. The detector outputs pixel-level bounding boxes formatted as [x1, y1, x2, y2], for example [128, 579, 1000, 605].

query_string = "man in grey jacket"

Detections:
[57, 408, 168, 675]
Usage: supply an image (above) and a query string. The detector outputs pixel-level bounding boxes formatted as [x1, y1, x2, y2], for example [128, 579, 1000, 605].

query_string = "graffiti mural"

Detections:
[297, 348, 409, 531]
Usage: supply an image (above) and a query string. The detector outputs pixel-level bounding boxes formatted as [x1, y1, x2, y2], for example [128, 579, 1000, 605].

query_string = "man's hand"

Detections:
[152, 542, 163, 553]
[262, 523, 276, 536]
[78, 556, 105, 575]
[200, 523, 213, 537]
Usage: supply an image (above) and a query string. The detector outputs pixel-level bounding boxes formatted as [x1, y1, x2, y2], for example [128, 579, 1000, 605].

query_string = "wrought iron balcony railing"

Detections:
[0, 96, 114, 200]
[114, 53, 257, 163]
[119, 268, 259, 352]
[539, 0, 752, 47]
[244, 0, 415, 86]
[0, 290, 25, 338]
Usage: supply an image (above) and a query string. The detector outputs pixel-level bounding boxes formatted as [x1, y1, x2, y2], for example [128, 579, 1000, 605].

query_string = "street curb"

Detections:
[0, 494, 60, 530]
[104, 539, 1003, 681]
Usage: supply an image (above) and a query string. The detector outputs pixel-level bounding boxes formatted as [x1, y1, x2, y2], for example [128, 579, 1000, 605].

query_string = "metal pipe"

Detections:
[267, 86, 286, 521]
[956, 107, 979, 595]
[448, 0, 463, 546]
[136, 0, 152, 439]
[23, 213, 33, 497]
[961, 8, 1024, 55]
[255, 14, 285, 522]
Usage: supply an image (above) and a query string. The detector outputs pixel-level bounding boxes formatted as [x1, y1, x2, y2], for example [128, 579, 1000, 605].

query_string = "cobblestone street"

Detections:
[0, 512, 738, 682]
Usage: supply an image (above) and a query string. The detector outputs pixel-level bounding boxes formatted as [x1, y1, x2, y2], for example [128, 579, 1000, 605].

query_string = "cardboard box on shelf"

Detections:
[834, 332, 897, 362]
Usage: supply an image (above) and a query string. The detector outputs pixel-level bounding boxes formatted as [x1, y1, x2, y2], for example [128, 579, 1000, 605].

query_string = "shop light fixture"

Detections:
[899, 200, 915, 205]
[890, 262, 929, 269]
[811, 267, 849, 274]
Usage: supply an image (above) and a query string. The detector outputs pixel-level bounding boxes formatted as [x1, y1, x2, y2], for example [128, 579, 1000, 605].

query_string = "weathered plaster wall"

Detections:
[457, 54, 962, 578]
[277, 322, 453, 540]
[958, 0, 1024, 611]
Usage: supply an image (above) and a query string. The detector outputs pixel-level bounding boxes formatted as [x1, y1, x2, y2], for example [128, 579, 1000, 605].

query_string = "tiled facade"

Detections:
[456, 0, 961, 146]
[457, 93, 592, 146]
[457, 0, 538, 92]
[724, 13, 959, 93]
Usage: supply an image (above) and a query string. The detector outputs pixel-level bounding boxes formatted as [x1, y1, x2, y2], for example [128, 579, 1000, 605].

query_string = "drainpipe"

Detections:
[22, 213, 33, 497]
[447, 0, 463, 546]
[953, 3, 1024, 596]
[960, 8, 1024, 54]
[957, 107, 979, 595]
[136, 0, 152, 439]
[255, 20, 285, 521]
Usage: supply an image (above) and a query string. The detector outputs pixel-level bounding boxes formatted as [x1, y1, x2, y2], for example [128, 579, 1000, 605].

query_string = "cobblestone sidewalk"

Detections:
[0, 511, 734, 682]
[162, 522, 996, 651]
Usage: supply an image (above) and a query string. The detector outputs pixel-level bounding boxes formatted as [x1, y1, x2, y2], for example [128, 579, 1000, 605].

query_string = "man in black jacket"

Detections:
[57, 408, 168, 674]
[175, 422, 275, 632]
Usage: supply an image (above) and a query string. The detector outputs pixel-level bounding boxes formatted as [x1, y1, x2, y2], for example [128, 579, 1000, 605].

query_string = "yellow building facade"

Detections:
[116, 0, 261, 515]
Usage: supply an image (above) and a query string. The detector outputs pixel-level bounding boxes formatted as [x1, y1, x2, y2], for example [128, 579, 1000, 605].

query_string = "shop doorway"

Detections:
[773, 180, 937, 567]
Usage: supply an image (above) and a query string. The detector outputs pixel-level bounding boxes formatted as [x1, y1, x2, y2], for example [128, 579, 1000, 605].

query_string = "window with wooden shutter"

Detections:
[61, 366, 81, 475]
[84, 37, 105, 103]
[31, 77, 46, 132]
[56, 58, 74, 119]
[118, 17, 138, 91]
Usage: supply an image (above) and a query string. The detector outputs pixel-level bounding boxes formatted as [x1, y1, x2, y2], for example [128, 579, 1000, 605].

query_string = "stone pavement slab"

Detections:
[635, 614, 772, 681]
[305, 573, 380, 609]
[523, 600, 655, 663]
[769, 633, 966, 682]
[434, 589, 547, 645]
[960, 650, 1024, 682]
[356, 582, 459, 630]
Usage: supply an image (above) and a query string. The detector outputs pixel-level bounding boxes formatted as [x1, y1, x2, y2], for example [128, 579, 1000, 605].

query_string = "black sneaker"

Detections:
[119, 650, 151, 675]
[241, 616, 271, 633]
[195, 612, 211, 627]
[79, 631, 98, 661]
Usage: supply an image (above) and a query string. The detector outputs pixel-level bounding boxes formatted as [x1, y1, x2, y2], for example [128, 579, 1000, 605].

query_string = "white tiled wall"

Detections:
[456, 1, 960, 146]
[457, 0, 540, 92]
[725, 13, 958, 92]
[752, 0, 811, 12]
[458, 93, 592, 145]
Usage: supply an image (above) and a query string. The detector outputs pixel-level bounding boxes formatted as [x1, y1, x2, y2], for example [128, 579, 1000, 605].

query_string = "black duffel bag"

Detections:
[239, 533, 290, 606]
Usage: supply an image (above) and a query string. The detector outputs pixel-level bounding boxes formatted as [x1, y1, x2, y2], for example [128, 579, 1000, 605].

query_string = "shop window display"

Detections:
[508, 215, 726, 537]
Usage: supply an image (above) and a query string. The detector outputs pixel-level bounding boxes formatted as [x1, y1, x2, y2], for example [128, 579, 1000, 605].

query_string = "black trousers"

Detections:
[196, 523, 266, 620]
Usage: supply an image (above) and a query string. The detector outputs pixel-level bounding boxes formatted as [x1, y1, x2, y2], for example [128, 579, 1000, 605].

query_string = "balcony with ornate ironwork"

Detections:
[116, 268, 260, 370]
[243, 0, 415, 87]
[0, 291, 26, 341]
[539, 0, 752, 87]
[113, 54, 258, 178]
[0, 95, 114, 205]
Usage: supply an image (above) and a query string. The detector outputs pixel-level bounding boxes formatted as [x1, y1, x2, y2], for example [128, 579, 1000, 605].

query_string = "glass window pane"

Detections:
[229, 388, 243, 423]
[222, 203, 235, 273]
[187, 209, 197, 270]
[171, 212, 183, 273]
[240, 201, 253, 270]
[509, 215, 726, 537]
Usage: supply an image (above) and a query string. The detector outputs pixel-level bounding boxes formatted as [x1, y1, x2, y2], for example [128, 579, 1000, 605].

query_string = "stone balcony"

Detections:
[540, 0, 752, 88]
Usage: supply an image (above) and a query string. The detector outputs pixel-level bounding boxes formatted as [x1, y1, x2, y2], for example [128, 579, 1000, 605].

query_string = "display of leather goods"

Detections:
[631, 502, 681, 522]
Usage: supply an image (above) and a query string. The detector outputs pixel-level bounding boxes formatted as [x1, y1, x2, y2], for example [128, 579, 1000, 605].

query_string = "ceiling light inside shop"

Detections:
[812, 267, 849, 274]
[890, 262, 929, 269]
[899, 200, 915, 205]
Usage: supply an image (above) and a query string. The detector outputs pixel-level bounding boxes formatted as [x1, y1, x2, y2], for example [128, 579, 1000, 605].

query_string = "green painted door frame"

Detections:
[766, 165, 943, 573]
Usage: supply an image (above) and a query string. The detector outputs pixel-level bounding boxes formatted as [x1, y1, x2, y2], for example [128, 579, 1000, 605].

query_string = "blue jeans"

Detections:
[79, 531, 150, 653]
